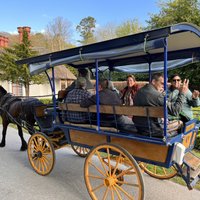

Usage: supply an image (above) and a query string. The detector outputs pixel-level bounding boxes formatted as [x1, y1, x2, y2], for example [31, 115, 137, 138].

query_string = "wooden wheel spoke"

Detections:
[91, 183, 105, 192]
[28, 133, 55, 176]
[41, 157, 48, 171]
[106, 148, 112, 175]
[41, 141, 47, 151]
[89, 161, 107, 177]
[32, 155, 38, 161]
[113, 185, 122, 200]
[33, 138, 39, 149]
[84, 144, 144, 200]
[40, 158, 45, 172]
[42, 154, 52, 165]
[102, 187, 109, 200]
[37, 158, 41, 171]
[43, 151, 52, 156]
[116, 167, 134, 179]
[163, 168, 167, 175]
[111, 186, 115, 200]
[116, 180, 139, 187]
[112, 154, 122, 176]
[115, 184, 134, 200]
[96, 150, 109, 176]
[88, 174, 105, 180]
[154, 165, 157, 174]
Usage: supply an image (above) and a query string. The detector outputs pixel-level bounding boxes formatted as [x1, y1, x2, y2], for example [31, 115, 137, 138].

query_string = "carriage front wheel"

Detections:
[84, 143, 144, 200]
[27, 132, 55, 176]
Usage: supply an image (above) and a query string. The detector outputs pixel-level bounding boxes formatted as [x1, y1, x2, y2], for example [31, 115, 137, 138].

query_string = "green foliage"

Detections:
[76, 16, 96, 45]
[38, 98, 52, 104]
[0, 30, 46, 96]
[147, 0, 200, 29]
[168, 63, 200, 90]
[195, 130, 200, 150]
[102, 71, 148, 82]
[116, 19, 143, 37]
[66, 65, 78, 76]
[146, 0, 200, 89]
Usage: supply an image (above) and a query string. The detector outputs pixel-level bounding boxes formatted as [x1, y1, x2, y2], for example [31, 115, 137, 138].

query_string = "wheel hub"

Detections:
[37, 151, 42, 158]
[104, 176, 116, 187]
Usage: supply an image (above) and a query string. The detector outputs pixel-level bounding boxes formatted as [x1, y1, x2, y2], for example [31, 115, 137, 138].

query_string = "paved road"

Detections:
[0, 126, 199, 200]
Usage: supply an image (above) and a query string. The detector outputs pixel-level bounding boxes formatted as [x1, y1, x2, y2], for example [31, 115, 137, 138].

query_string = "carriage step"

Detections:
[183, 152, 200, 171]
[190, 165, 200, 180]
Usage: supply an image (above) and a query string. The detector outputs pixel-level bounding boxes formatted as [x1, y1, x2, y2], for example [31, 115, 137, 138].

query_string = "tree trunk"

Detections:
[25, 84, 30, 97]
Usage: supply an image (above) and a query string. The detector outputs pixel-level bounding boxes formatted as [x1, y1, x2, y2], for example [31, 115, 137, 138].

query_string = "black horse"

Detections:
[0, 86, 43, 151]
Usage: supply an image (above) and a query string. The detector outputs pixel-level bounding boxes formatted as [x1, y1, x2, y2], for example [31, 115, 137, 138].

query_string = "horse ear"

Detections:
[0, 86, 7, 95]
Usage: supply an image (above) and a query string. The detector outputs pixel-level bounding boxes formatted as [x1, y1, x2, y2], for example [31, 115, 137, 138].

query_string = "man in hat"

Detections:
[64, 77, 92, 123]
[65, 68, 93, 95]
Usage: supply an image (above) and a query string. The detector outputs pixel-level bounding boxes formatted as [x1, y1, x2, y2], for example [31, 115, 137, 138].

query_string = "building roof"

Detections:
[48, 65, 76, 80]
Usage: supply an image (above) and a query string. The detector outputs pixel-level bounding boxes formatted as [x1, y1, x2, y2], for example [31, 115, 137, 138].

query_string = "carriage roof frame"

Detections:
[16, 22, 200, 75]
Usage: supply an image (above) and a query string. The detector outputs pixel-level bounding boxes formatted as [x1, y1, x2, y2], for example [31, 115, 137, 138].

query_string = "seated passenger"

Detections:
[65, 68, 94, 95]
[168, 74, 200, 122]
[64, 77, 92, 123]
[108, 80, 120, 95]
[133, 73, 188, 137]
[120, 74, 139, 105]
[80, 79, 135, 132]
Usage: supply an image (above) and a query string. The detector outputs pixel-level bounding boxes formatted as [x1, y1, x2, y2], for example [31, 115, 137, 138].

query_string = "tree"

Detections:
[0, 30, 45, 96]
[116, 19, 143, 37]
[146, 0, 200, 89]
[76, 16, 96, 45]
[95, 23, 117, 42]
[45, 17, 73, 51]
[147, 0, 200, 29]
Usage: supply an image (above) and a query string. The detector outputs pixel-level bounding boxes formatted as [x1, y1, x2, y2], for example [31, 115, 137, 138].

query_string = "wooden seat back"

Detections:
[58, 103, 164, 118]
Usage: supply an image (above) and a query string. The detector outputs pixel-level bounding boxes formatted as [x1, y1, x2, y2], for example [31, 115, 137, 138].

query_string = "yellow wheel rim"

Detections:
[139, 162, 177, 179]
[27, 132, 55, 176]
[71, 144, 90, 157]
[84, 144, 144, 200]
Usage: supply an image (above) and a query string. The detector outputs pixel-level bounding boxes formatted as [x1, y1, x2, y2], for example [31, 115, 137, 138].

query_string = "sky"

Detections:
[0, 0, 160, 41]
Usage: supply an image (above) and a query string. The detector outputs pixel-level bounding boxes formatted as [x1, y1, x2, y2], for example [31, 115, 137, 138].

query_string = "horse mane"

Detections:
[0, 86, 7, 96]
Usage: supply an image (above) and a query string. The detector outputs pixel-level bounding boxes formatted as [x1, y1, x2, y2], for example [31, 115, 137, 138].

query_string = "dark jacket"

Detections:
[133, 84, 185, 137]
[80, 89, 122, 125]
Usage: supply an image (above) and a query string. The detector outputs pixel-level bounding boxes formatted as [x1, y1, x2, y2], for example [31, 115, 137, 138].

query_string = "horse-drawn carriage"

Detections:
[16, 23, 200, 199]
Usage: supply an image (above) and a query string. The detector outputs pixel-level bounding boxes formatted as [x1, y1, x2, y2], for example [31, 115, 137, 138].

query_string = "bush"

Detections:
[195, 130, 200, 150]
[39, 98, 52, 104]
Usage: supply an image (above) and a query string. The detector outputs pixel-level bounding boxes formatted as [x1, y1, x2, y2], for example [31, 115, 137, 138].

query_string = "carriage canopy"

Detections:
[16, 23, 200, 75]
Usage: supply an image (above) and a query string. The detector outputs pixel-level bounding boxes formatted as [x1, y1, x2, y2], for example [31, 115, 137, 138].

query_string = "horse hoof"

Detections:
[0, 143, 5, 147]
[20, 146, 27, 151]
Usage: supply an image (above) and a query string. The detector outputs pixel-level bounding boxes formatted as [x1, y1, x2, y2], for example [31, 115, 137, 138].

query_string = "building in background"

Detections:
[0, 26, 76, 98]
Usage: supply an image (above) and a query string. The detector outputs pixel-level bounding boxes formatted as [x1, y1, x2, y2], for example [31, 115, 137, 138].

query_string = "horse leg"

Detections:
[17, 124, 27, 151]
[0, 121, 8, 148]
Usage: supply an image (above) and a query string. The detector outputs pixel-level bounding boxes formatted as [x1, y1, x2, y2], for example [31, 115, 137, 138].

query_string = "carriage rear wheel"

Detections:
[139, 162, 177, 179]
[84, 143, 144, 200]
[71, 144, 90, 157]
[27, 132, 55, 176]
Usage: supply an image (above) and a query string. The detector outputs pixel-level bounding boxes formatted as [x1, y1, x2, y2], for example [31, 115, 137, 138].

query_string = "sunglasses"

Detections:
[172, 79, 181, 82]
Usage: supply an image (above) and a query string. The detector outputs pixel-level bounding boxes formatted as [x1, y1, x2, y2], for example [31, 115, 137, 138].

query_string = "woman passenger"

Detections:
[120, 74, 139, 105]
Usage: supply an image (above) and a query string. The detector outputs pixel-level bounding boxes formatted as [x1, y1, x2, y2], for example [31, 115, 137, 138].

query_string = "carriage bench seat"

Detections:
[64, 121, 118, 132]
[58, 103, 165, 135]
